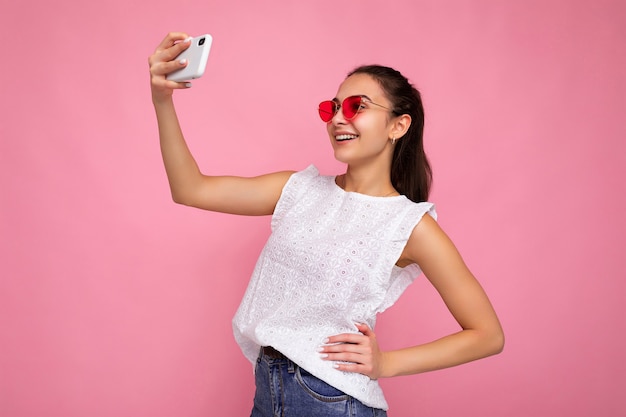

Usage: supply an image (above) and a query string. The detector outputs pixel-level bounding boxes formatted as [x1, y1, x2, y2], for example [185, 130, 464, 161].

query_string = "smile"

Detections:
[335, 134, 359, 142]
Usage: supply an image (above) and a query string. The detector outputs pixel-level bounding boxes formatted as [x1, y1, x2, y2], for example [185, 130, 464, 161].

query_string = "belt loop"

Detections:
[287, 359, 295, 374]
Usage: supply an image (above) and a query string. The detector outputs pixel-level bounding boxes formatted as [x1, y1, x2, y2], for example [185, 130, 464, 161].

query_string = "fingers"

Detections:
[149, 33, 193, 99]
[355, 322, 373, 335]
[320, 330, 374, 360]
[319, 323, 382, 379]
[151, 57, 188, 81]
[325, 332, 366, 346]
[152, 37, 191, 65]
[334, 360, 376, 377]
[149, 56, 191, 94]
[320, 341, 378, 378]
[324, 337, 370, 354]
[324, 322, 373, 346]
[149, 36, 191, 70]
[155, 31, 190, 51]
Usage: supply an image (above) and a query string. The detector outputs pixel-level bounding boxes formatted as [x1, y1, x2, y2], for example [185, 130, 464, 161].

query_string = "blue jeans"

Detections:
[250, 347, 387, 417]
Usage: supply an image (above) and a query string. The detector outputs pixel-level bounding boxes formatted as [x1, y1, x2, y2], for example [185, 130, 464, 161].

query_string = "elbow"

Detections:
[470, 325, 505, 359]
[171, 193, 185, 205]
[486, 327, 505, 356]
[170, 190, 193, 206]
[168, 179, 205, 207]
[493, 332, 505, 355]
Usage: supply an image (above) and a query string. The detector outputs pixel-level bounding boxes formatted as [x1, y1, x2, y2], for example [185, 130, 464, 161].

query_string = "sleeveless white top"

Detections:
[232, 165, 436, 410]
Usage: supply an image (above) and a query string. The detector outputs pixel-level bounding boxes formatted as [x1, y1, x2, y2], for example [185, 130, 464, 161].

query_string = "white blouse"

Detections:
[232, 165, 436, 410]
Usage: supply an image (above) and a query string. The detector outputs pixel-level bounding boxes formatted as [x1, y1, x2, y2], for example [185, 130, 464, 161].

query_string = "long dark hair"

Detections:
[348, 65, 432, 203]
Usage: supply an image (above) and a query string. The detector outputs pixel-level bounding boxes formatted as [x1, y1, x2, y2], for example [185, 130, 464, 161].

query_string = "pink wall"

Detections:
[1, 1, 625, 416]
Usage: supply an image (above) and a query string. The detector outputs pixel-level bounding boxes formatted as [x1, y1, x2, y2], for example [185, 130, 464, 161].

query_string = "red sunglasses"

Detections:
[318, 95, 393, 123]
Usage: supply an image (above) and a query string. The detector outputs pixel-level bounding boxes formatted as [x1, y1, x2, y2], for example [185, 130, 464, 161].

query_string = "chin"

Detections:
[332, 149, 353, 164]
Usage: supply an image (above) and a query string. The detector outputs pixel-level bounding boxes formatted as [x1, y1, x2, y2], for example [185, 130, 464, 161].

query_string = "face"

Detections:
[323, 73, 399, 166]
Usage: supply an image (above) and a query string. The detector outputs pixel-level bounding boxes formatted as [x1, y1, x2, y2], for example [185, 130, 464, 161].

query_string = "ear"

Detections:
[389, 114, 411, 140]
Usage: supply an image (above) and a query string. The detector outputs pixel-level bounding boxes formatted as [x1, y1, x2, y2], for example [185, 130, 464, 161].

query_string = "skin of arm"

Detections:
[149, 32, 293, 215]
[321, 214, 505, 379]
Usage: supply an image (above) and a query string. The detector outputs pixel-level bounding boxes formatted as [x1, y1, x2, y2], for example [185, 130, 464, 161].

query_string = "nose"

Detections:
[331, 105, 348, 125]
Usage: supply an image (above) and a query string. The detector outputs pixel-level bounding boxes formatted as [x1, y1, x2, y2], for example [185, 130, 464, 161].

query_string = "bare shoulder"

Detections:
[401, 213, 484, 302]
[399, 213, 463, 274]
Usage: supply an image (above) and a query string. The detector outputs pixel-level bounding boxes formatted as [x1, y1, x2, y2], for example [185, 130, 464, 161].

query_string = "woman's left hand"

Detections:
[320, 323, 386, 380]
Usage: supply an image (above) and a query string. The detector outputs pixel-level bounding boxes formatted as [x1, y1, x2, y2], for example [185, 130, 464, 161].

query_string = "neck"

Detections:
[338, 165, 398, 197]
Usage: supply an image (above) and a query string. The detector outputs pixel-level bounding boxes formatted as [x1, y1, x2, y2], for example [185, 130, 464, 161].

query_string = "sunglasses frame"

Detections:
[318, 95, 394, 123]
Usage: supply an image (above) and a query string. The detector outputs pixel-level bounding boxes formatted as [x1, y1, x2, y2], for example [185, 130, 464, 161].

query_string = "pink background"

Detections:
[1, 1, 625, 416]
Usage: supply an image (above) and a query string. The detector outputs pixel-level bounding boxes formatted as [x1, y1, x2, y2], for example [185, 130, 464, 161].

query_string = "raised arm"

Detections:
[148, 32, 293, 215]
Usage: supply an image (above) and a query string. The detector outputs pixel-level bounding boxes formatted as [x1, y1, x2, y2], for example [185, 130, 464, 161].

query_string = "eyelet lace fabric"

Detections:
[233, 165, 436, 410]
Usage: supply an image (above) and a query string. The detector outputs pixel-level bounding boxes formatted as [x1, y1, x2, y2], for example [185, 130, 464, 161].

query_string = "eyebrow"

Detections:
[333, 94, 373, 102]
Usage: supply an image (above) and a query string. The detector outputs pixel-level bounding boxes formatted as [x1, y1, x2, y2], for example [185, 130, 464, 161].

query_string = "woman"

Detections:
[149, 32, 504, 417]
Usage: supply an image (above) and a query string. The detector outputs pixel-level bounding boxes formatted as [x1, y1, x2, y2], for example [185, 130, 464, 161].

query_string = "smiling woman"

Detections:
[148, 32, 503, 416]
[320, 66, 431, 202]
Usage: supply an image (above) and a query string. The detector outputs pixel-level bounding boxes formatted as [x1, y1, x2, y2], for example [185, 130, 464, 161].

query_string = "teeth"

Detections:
[336, 134, 358, 141]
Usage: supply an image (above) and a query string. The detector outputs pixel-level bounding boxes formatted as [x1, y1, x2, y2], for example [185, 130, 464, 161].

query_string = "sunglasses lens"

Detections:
[318, 101, 336, 122]
[343, 96, 362, 120]
[318, 96, 364, 122]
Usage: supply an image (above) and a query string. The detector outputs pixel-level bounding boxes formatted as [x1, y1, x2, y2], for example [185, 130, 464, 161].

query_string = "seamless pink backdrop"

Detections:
[1, 1, 625, 416]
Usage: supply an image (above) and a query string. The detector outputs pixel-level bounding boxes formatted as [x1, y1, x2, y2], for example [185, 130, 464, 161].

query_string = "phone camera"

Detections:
[198, 37, 206, 46]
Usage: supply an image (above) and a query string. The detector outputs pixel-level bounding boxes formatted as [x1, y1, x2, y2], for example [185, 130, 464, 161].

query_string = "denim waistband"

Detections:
[261, 346, 288, 360]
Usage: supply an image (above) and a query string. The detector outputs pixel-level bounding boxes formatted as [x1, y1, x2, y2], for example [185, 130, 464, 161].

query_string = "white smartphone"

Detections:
[167, 34, 213, 82]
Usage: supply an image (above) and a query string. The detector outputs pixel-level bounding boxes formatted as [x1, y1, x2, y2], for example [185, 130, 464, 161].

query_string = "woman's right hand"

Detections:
[148, 32, 193, 103]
